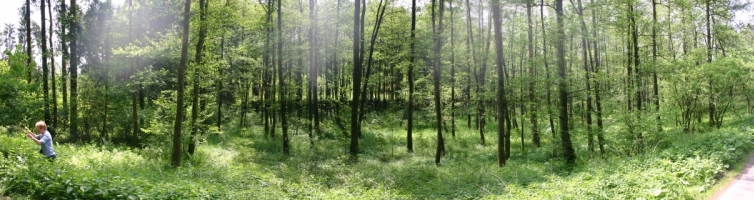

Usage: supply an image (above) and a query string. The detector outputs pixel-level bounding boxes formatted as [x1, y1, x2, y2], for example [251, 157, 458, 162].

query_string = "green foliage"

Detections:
[1, 115, 752, 199]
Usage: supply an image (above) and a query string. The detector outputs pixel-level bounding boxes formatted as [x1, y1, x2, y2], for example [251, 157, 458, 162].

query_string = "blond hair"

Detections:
[35, 121, 47, 130]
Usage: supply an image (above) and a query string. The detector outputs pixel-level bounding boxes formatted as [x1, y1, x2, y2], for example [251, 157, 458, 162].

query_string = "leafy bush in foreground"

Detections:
[0, 120, 752, 199]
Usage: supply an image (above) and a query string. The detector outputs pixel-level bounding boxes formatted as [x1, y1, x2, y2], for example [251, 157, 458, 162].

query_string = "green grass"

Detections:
[1, 113, 753, 199]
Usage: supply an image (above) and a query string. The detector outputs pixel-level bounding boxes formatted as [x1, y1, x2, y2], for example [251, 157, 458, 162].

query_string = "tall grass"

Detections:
[0, 114, 752, 199]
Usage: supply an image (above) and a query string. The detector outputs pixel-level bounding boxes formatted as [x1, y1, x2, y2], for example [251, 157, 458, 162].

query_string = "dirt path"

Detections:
[712, 154, 754, 200]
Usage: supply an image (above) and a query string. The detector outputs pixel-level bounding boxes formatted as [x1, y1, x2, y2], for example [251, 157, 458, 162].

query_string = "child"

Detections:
[26, 121, 56, 160]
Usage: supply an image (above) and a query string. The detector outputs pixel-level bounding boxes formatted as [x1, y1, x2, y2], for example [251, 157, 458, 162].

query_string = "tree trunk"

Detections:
[431, 0, 446, 165]
[651, 0, 660, 130]
[491, 0, 509, 166]
[574, 0, 593, 152]
[70, 0, 79, 141]
[48, 0, 57, 130]
[42, 0, 51, 129]
[527, 0, 539, 148]
[26, 0, 32, 83]
[61, 0, 68, 127]
[173, 0, 192, 167]
[406, 0, 416, 153]
[278, 0, 289, 155]
[555, 0, 576, 165]
[189, 0, 208, 156]
[450, 0, 456, 138]
[541, 0, 555, 144]
[590, 6, 605, 155]
[350, 0, 363, 157]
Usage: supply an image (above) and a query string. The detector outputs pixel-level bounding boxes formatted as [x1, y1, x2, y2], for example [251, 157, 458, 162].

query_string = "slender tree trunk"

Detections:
[431, 0, 446, 165]
[651, 0, 660, 130]
[69, 0, 79, 141]
[541, 0, 555, 143]
[264, 0, 273, 138]
[406, 0, 416, 153]
[491, 0, 509, 166]
[591, 6, 605, 155]
[555, 0, 576, 165]
[26, 0, 32, 83]
[189, 0, 208, 156]
[574, 0, 593, 152]
[173, 0, 192, 167]
[42, 0, 51, 129]
[450, 0, 456, 138]
[527, 0, 539, 148]
[48, 0, 57, 130]
[350, 0, 363, 157]
[61, 0, 68, 127]
[278, 0, 289, 155]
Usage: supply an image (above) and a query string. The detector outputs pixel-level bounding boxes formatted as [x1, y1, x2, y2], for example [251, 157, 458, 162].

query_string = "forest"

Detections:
[1, 0, 753, 198]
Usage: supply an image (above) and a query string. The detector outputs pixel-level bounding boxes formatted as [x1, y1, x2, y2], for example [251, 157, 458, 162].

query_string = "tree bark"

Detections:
[278, 0, 289, 155]
[555, 0, 576, 165]
[189, 0, 208, 156]
[173, 0, 192, 167]
[48, 0, 57, 130]
[70, 0, 79, 141]
[527, 0, 539, 148]
[431, 0, 446, 165]
[491, 0, 509, 166]
[26, 0, 33, 83]
[350, 0, 363, 157]
[406, 0, 416, 153]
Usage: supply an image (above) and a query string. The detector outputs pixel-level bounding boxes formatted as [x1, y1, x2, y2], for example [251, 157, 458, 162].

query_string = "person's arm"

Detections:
[26, 133, 42, 145]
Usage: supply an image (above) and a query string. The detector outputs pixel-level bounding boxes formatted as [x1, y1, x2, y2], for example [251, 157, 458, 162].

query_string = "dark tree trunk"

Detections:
[350, 0, 363, 157]
[491, 0, 509, 166]
[278, 0, 289, 155]
[189, 0, 208, 156]
[173, 0, 192, 167]
[69, 0, 79, 141]
[406, 0, 416, 153]
[555, 0, 576, 165]
[48, 0, 57, 130]
[61, 0, 68, 127]
[42, 0, 51, 128]
[431, 0, 445, 165]
[26, 0, 32, 83]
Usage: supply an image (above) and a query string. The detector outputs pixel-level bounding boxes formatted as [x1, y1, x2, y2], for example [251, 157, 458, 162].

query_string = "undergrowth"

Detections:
[0, 115, 752, 199]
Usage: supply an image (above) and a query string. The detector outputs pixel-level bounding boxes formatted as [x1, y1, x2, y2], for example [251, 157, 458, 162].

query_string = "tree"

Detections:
[278, 0, 290, 155]
[350, 0, 363, 157]
[406, 0, 416, 153]
[70, 0, 79, 141]
[172, 0, 191, 167]
[431, 0, 446, 165]
[555, 0, 575, 165]
[491, 0, 510, 166]
[41, 0, 51, 132]
[189, 0, 208, 156]
[526, 0, 539, 148]
[26, 0, 33, 83]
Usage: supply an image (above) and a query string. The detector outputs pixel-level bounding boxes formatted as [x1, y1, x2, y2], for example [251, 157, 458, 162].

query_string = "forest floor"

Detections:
[710, 152, 754, 200]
